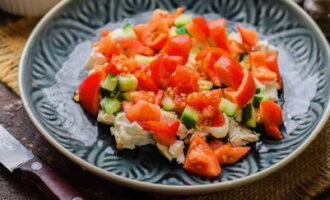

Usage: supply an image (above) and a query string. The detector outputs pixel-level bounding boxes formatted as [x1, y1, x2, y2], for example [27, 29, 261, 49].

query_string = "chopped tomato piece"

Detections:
[237, 25, 259, 48]
[186, 89, 222, 111]
[250, 51, 277, 82]
[210, 111, 226, 127]
[111, 55, 139, 73]
[253, 67, 278, 82]
[154, 90, 164, 105]
[212, 143, 251, 164]
[195, 47, 229, 61]
[208, 19, 231, 52]
[105, 62, 121, 75]
[150, 55, 183, 89]
[260, 101, 283, 139]
[170, 65, 199, 94]
[208, 139, 225, 150]
[130, 91, 156, 104]
[149, 8, 184, 27]
[266, 52, 282, 88]
[229, 41, 246, 56]
[125, 101, 161, 122]
[118, 38, 154, 57]
[196, 48, 230, 86]
[224, 69, 256, 108]
[250, 51, 266, 68]
[122, 101, 133, 113]
[215, 55, 244, 89]
[96, 37, 120, 60]
[183, 135, 221, 177]
[135, 70, 159, 91]
[139, 120, 180, 146]
[78, 72, 103, 116]
[201, 53, 221, 86]
[186, 16, 210, 42]
[134, 22, 169, 50]
[162, 35, 192, 64]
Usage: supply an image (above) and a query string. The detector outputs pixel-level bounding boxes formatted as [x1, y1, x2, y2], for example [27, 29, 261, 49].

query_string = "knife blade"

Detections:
[0, 125, 86, 200]
[0, 126, 34, 172]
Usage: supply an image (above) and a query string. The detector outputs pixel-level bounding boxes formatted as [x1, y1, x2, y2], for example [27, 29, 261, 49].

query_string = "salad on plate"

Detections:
[74, 8, 283, 178]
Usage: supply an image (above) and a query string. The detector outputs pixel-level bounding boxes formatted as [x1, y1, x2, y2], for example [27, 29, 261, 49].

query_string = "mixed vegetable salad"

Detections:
[75, 8, 283, 178]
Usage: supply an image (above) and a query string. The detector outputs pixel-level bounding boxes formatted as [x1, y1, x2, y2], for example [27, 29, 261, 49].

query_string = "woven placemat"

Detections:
[1, 18, 330, 200]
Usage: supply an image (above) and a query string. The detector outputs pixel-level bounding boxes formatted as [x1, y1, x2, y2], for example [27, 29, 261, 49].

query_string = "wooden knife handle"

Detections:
[15, 156, 86, 200]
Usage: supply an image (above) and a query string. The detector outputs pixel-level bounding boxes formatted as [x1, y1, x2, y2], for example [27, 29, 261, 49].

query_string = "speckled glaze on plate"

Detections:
[19, 0, 330, 194]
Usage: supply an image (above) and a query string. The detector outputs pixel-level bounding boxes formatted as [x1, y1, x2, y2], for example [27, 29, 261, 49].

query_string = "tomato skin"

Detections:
[139, 120, 180, 146]
[215, 55, 244, 89]
[224, 69, 256, 108]
[162, 35, 192, 64]
[150, 8, 184, 27]
[118, 38, 154, 57]
[78, 72, 103, 116]
[196, 47, 229, 61]
[105, 62, 121, 75]
[266, 52, 282, 88]
[125, 101, 161, 122]
[208, 19, 231, 52]
[211, 143, 251, 164]
[135, 70, 159, 91]
[253, 67, 277, 82]
[170, 65, 200, 94]
[122, 101, 133, 113]
[150, 55, 183, 89]
[250, 51, 278, 82]
[96, 37, 120, 61]
[154, 90, 164, 105]
[183, 135, 221, 177]
[237, 25, 259, 48]
[260, 101, 283, 139]
[186, 16, 210, 42]
[201, 53, 221, 86]
[208, 139, 225, 150]
[134, 23, 169, 50]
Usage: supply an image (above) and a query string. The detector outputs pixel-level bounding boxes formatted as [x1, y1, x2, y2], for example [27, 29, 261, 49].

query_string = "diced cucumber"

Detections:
[253, 92, 270, 108]
[100, 97, 121, 115]
[180, 106, 199, 128]
[176, 27, 189, 35]
[198, 80, 213, 91]
[135, 55, 156, 64]
[118, 74, 138, 91]
[161, 95, 176, 111]
[175, 14, 193, 27]
[122, 23, 136, 38]
[219, 98, 238, 117]
[255, 88, 262, 94]
[101, 74, 118, 92]
[242, 103, 256, 128]
[120, 92, 132, 101]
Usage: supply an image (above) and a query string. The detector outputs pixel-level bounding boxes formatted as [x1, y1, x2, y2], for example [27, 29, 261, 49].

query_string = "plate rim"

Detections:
[19, 0, 330, 194]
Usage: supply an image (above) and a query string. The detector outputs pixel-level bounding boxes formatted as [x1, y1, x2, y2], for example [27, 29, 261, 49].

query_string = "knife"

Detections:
[0, 125, 86, 200]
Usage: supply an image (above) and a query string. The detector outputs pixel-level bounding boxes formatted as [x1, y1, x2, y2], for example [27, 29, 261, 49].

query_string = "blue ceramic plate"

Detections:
[19, 0, 330, 194]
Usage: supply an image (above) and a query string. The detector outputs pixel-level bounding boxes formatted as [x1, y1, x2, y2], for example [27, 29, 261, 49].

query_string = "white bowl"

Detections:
[0, 0, 61, 16]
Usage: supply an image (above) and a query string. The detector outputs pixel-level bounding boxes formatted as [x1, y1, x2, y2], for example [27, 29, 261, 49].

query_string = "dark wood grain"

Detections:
[0, 84, 152, 200]
[17, 157, 86, 200]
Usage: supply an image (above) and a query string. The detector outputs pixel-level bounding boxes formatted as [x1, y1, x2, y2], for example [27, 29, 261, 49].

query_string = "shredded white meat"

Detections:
[111, 113, 154, 149]
[228, 120, 259, 147]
